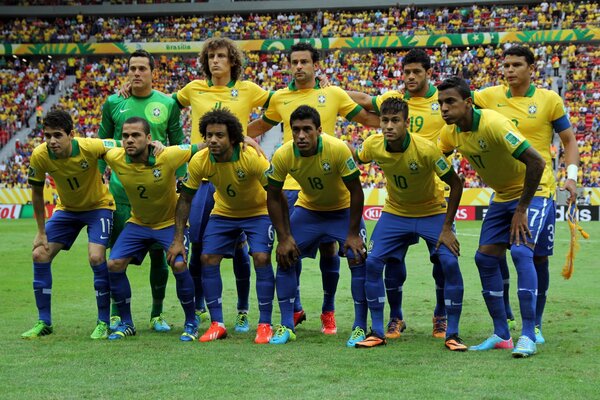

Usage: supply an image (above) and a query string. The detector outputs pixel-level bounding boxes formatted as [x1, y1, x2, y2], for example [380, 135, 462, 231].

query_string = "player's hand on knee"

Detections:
[167, 240, 187, 266]
[276, 237, 300, 269]
[344, 234, 366, 263]
[510, 209, 531, 246]
[436, 227, 460, 256]
[32, 232, 49, 252]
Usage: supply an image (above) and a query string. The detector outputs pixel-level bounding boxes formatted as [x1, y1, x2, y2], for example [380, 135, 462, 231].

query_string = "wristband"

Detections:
[566, 164, 578, 181]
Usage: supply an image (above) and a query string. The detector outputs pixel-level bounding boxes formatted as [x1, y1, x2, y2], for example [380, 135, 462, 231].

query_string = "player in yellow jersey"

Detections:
[169, 109, 275, 344]
[248, 42, 379, 333]
[347, 49, 450, 339]
[351, 97, 465, 350]
[104, 117, 200, 342]
[473, 46, 580, 343]
[437, 77, 547, 358]
[22, 110, 117, 340]
[265, 105, 367, 345]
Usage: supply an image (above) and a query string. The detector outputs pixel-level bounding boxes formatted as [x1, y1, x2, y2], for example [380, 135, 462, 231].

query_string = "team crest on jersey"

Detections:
[478, 138, 488, 150]
[367, 240, 374, 252]
[28, 166, 36, 177]
[318, 95, 326, 104]
[236, 167, 246, 180]
[145, 102, 169, 124]
[231, 89, 239, 98]
[408, 159, 419, 173]
[153, 168, 162, 178]
[431, 102, 440, 111]
[322, 160, 332, 173]
[528, 104, 537, 115]
[80, 160, 89, 170]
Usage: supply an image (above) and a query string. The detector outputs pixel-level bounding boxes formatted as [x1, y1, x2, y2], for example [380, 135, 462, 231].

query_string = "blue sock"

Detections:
[91, 262, 110, 324]
[499, 255, 514, 320]
[33, 262, 52, 325]
[320, 255, 340, 313]
[535, 258, 549, 328]
[293, 259, 303, 312]
[108, 271, 133, 326]
[350, 262, 367, 330]
[173, 269, 197, 327]
[255, 265, 275, 324]
[432, 261, 446, 317]
[233, 243, 251, 312]
[511, 245, 537, 341]
[276, 263, 297, 330]
[201, 264, 223, 323]
[384, 258, 406, 320]
[438, 254, 463, 337]
[474, 251, 509, 340]
[189, 244, 206, 311]
[366, 256, 386, 337]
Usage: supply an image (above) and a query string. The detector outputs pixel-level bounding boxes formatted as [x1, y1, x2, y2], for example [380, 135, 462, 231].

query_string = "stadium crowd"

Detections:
[1, 1, 598, 43]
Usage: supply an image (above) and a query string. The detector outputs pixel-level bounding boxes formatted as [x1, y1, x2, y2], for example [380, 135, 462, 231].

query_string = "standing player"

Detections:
[99, 49, 184, 333]
[104, 117, 198, 341]
[249, 42, 379, 334]
[348, 48, 450, 340]
[437, 77, 547, 358]
[348, 97, 465, 351]
[23, 109, 116, 340]
[169, 109, 275, 344]
[173, 38, 272, 331]
[473, 45, 579, 342]
[265, 105, 367, 346]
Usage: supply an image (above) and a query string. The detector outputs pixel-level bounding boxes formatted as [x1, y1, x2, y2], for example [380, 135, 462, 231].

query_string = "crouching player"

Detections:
[169, 109, 275, 344]
[351, 98, 466, 350]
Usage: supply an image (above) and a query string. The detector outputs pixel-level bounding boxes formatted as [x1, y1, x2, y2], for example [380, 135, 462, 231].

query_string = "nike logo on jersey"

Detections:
[497, 104, 507, 107]
[197, 91, 206, 94]
[119, 109, 131, 113]
[100, 235, 109, 240]
[283, 100, 294, 105]
[207, 173, 216, 178]
[290, 168, 299, 172]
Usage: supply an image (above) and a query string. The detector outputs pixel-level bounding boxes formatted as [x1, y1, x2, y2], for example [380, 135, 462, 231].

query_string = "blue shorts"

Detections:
[368, 212, 455, 262]
[202, 215, 273, 256]
[46, 209, 113, 250]
[284, 190, 299, 216]
[109, 223, 189, 266]
[291, 207, 367, 259]
[480, 196, 553, 249]
[188, 181, 247, 249]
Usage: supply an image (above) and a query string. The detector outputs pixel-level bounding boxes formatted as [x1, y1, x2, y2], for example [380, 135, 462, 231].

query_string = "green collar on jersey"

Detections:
[48, 139, 80, 160]
[403, 83, 436, 100]
[384, 131, 411, 152]
[288, 79, 321, 91]
[457, 108, 482, 133]
[209, 143, 240, 163]
[506, 84, 536, 98]
[125, 145, 156, 166]
[293, 135, 323, 157]
[207, 79, 236, 88]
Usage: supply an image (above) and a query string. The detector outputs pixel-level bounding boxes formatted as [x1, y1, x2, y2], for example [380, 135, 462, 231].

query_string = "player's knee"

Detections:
[510, 245, 534, 271]
[366, 256, 385, 280]
[201, 254, 221, 266]
[88, 252, 106, 266]
[107, 259, 126, 273]
[252, 253, 271, 267]
[32, 246, 51, 263]
[171, 262, 187, 273]
[318, 242, 337, 257]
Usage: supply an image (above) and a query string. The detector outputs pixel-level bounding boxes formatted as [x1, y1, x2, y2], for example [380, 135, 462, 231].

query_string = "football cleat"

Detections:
[385, 318, 406, 339]
[150, 314, 171, 332]
[512, 335, 537, 358]
[234, 312, 250, 333]
[254, 323, 273, 344]
[445, 334, 467, 351]
[269, 325, 296, 345]
[432, 315, 447, 339]
[535, 326, 545, 344]
[21, 320, 53, 339]
[294, 310, 307, 327]
[195, 309, 209, 326]
[320, 311, 337, 335]
[90, 321, 109, 340]
[507, 318, 517, 331]
[108, 323, 136, 340]
[199, 321, 227, 342]
[469, 334, 514, 351]
[346, 326, 366, 347]
[355, 331, 387, 348]
[180, 323, 199, 342]
[109, 315, 121, 331]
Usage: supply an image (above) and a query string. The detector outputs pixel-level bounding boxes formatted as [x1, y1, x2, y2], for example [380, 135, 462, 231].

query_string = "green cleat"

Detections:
[150, 314, 171, 332]
[90, 321, 109, 340]
[109, 316, 121, 331]
[346, 326, 366, 347]
[195, 309, 209, 326]
[234, 312, 250, 333]
[507, 318, 517, 331]
[21, 320, 53, 339]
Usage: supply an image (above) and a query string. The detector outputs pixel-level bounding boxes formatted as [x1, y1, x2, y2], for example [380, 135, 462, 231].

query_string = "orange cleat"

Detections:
[432, 315, 447, 339]
[385, 318, 407, 339]
[254, 323, 273, 344]
[293, 310, 306, 327]
[199, 321, 227, 342]
[320, 311, 337, 335]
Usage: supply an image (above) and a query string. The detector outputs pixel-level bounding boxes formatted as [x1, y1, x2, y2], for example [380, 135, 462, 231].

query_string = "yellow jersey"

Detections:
[175, 79, 271, 144]
[357, 133, 450, 217]
[267, 134, 360, 211]
[183, 145, 270, 218]
[28, 138, 117, 212]
[439, 109, 544, 202]
[104, 144, 197, 229]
